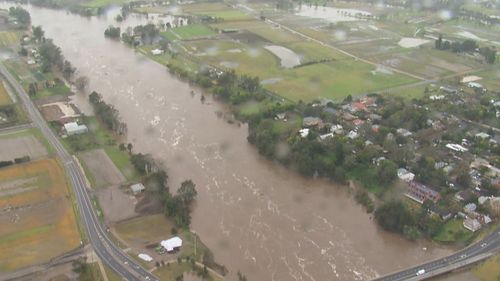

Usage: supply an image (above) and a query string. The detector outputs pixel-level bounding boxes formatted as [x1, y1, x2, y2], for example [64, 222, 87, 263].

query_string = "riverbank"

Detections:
[0, 12, 228, 279]
[8, 4, 461, 280]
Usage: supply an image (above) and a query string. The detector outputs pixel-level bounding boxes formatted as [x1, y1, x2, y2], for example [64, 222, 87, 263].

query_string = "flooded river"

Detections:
[4, 4, 453, 281]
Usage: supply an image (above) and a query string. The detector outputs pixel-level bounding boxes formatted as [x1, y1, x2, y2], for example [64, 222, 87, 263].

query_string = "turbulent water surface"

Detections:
[3, 4, 454, 281]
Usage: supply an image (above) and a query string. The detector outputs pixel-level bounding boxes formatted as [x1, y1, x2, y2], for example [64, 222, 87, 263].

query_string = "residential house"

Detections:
[396, 128, 412, 137]
[440, 86, 458, 94]
[446, 143, 468, 152]
[429, 205, 452, 220]
[302, 117, 322, 127]
[130, 183, 145, 195]
[406, 181, 441, 204]
[464, 203, 477, 213]
[397, 168, 415, 182]
[330, 124, 344, 135]
[353, 119, 365, 127]
[347, 130, 359, 140]
[475, 132, 490, 139]
[463, 217, 481, 232]
[299, 128, 310, 138]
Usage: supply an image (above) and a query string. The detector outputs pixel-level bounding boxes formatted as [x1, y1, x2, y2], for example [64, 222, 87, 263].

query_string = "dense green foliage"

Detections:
[8, 7, 30, 26]
[88, 91, 127, 135]
[104, 26, 120, 38]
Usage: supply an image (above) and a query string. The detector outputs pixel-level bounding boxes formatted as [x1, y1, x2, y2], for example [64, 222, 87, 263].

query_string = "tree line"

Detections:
[435, 34, 497, 64]
[88, 92, 127, 135]
[130, 153, 197, 229]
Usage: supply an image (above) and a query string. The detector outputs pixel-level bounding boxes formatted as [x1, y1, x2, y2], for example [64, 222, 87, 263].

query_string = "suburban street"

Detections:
[374, 226, 500, 281]
[0, 63, 158, 281]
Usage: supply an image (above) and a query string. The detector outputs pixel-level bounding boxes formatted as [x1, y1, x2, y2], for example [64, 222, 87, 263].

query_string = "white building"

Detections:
[130, 183, 145, 195]
[151, 49, 164, 55]
[64, 122, 88, 136]
[397, 168, 415, 182]
[446, 143, 468, 152]
[160, 236, 183, 252]
[463, 218, 481, 232]
[299, 128, 310, 138]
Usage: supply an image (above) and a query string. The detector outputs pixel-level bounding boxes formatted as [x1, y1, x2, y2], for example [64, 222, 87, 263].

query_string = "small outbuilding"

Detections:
[63, 122, 88, 136]
[130, 183, 145, 195]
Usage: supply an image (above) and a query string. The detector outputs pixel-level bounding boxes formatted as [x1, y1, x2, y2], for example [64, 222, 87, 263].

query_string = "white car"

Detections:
[416, 269, 425, 276]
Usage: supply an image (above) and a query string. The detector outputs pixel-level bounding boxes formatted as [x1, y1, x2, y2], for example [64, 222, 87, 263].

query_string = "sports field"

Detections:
[0, 158, 81, 271]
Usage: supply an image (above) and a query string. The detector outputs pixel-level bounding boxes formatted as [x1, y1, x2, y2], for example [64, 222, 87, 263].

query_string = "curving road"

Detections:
[374, 226, 500, 281]
[0, 63, 158, 281]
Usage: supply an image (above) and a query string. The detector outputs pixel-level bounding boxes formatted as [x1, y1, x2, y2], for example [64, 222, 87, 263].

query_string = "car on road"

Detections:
[416, 269, 425, 276]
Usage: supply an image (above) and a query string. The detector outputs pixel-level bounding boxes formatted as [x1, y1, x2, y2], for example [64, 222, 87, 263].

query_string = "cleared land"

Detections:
[79, 149, 125, 188]
[81, 0, 131, 8]
[162, 24, 216, 41]
[0, 130, 48, 161]
[114, 214, 209, 262]
[182, 2, 251, 21]
[0, 81, 13, 105]
[0, 31, 20, 48]
[473, 254, 500, 281]
[0, 158, 81, 271]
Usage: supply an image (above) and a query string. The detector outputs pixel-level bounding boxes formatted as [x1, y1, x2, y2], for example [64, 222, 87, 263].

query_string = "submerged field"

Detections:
[0, 158, 80, 271]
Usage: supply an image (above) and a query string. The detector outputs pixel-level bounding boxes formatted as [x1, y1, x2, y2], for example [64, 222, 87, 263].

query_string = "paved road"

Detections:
[374, 227, 500, 281]
[0, 63, 159, 281]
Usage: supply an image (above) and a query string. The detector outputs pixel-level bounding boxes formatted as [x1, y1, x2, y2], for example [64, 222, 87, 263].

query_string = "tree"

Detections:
[178, 180, 197, 205]
[38, 39, 62, 72]
[62, 60, 76, 79]
[28, 83, 37, 97]
[19, 47, 28, 56]
[75, 76, 89, 91]
[9, 7, 31, 26]
[104, 26, 121, 38]
[375, 201, 415, 234]
[127, 143, 133, 154]
[119, 143, 126, 151]
[32, 25, 44, 41]
[435, 34, 442, 50]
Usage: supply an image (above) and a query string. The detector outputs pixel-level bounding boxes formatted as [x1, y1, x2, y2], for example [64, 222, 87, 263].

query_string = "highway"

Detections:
[0, 63, 158, 281]
[374, 226, 500, 281]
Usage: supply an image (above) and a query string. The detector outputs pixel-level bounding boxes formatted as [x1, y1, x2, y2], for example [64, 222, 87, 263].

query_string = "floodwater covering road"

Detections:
[3, 3, 454, 281]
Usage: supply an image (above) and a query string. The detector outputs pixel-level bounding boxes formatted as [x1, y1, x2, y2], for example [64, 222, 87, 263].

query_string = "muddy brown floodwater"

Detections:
[4, 3, 455, 281]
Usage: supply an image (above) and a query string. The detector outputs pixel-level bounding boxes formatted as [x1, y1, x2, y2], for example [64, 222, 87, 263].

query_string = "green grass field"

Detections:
[433, 219, 474, 243]
[162, 24, 216, 41]
[0, 31, 20, 47]
[473, 254, 500, 281]
[104, 146, 139, 181]
[34, 82, 71, 100]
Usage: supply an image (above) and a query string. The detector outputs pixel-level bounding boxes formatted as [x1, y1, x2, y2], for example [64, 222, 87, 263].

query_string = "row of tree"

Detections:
[130, 153, 198, 229]
[88, 91, 127, 135]
[435, 35, 496, 64]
